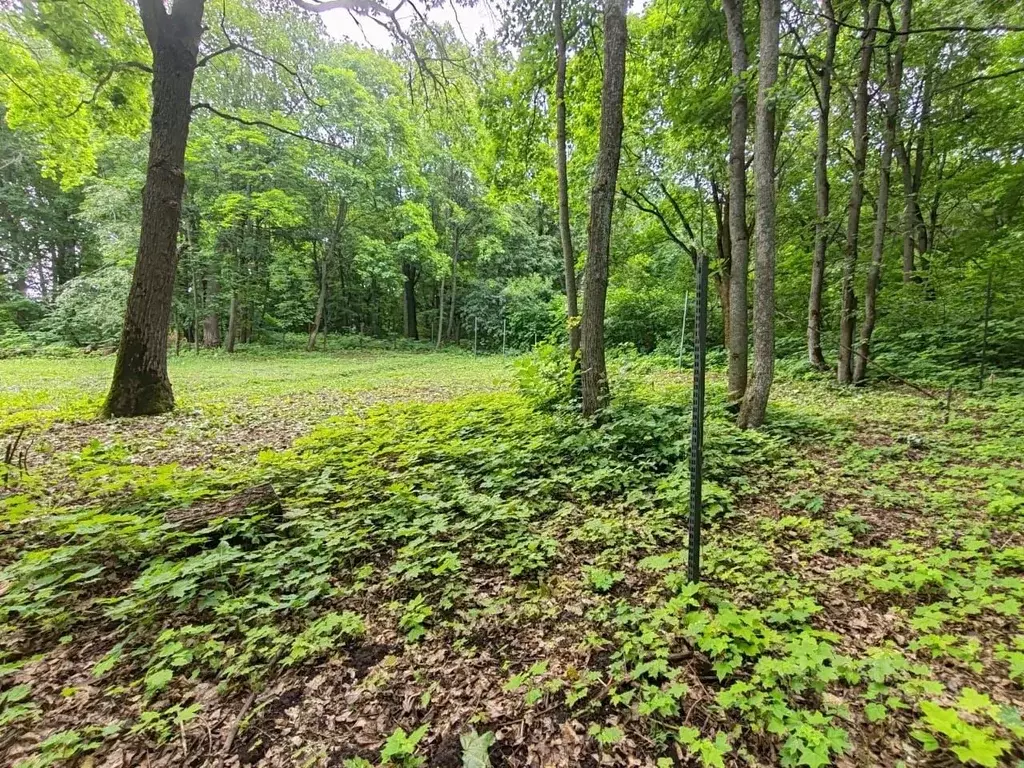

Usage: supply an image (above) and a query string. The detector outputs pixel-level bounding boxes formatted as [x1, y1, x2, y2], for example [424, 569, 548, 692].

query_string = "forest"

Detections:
[1, 0, 1024, 765]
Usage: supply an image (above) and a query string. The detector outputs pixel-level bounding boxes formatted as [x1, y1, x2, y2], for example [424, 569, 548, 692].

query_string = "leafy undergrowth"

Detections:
[1, 352, 1022, 767]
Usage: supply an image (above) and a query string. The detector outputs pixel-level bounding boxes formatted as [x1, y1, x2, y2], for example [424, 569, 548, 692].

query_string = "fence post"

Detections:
[687, 250, 708, 584]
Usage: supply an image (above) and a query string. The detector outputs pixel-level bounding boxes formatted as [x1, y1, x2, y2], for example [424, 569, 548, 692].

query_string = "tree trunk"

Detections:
[854, 0, 910, 384]
[203, 273, 221, 348]
[738, 0, 779, 429]
[224, 290, 238, 353]
[103, 0, 205, 417]
[837, 0, 880, 385]
[712, 179, 731, 347]
[308, 198, 347, 352]
[402, 263, 418, 339]
[436, 274, 445, 350]
[721, 0, 750, 406]
[896, 70, 933, 285]
[580, 0, 627, 417]
[447, 247, 459, 341]
[554, 0, 581, 374]
[807, 0, 837, 370]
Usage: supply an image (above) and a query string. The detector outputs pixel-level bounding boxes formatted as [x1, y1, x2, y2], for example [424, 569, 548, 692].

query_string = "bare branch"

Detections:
[191, 103, 355, 156]
[62, 60, 152, 118]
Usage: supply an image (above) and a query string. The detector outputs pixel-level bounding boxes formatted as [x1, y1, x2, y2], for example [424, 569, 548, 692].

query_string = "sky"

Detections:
[320, 0, 500, 49]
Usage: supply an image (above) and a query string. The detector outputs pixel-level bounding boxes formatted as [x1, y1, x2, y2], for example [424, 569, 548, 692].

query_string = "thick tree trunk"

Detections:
[808, 0, 837, 370]
[308, 198, 347, 352]
[103, 0, 205, 417]
[738, 0, 779, 429]
[721, 0, 750, 405]
[838, 0, 880, 385]
[402, 263, 418, 339]
[580, 0, 627, 417]
[554, 0, 581, 374]
[854, 0, 910, 384]
[202, 274, 221, 348]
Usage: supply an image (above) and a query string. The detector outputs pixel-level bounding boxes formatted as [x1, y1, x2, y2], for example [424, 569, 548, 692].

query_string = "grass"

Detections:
[1, 348, 1022, 768]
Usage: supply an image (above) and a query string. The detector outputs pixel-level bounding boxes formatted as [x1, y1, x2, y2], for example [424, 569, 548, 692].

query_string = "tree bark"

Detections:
[308, 198, 347, 352]
[721, 0, 750, 405]
[103, 0, 205, 417]
[580, 0, 628, 417]
[854, 0, 910, 384]
[737, 0, 779, 429]
[837, 0, 880, 385]
[402, 262, 418, 339]
[203, 273, 221, 348]
[895, 70, 933, 284]
[712, 179, 731, 347]
[436, 274, 445, 350]
[807, 0, 838, 370]
[447, 246, 459, 342]
[224, 290, 238, 353]
[554, 0, 581, 375]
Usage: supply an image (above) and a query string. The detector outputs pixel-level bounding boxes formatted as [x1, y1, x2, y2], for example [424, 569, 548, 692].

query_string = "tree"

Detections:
[737, 0, 779, 429]
[580, 0, 628, 417]
[854, 0, 911, 383]
[553, 0, 581, 379]
[806, 0, 838, 370]
[721, 0, 750, 406]
[837, 0, 881, 386]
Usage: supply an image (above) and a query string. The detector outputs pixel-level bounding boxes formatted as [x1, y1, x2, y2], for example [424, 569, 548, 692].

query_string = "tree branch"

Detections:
[191, 103, 355, 156]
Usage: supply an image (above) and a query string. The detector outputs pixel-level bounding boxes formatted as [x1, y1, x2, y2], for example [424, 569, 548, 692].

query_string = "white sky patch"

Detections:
[321, 1, 500, 49]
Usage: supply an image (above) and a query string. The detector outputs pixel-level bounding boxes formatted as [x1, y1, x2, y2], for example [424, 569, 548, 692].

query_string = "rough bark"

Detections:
[854, 0, 910, 384]
[738, 0, 779, 429]
[554, 0, 581, 374]
[721, 0, 750, 405]
[807, 0, 838, 370]
[308, 198, 347, 352]
[580, 0, 627, 417]
[837, 0, 880, 385]
[103, 0, 206, 417]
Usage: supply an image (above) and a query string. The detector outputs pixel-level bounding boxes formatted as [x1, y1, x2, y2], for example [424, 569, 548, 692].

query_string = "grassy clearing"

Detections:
[1, 351, 1022, 768]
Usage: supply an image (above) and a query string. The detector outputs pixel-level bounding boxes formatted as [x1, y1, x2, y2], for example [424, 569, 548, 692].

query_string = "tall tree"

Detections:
[103, 0, 206, 416]
[308, 198, 347, 351]
[807, 0, 838, 370]
[837, 0, 881, 385]
[580, 0, 628, 416]
[738, 0, 779, 428]
[553, 0, 581, 379]
[721, 0, 750, 406]
[854, 0, 911, 383]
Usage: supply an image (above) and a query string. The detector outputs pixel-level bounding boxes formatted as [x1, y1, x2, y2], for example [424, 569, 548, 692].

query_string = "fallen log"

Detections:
[165, 483, 282, 540]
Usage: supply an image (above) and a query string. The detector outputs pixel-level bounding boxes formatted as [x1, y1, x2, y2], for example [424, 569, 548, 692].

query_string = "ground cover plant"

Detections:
[2, 348, 1022, 767]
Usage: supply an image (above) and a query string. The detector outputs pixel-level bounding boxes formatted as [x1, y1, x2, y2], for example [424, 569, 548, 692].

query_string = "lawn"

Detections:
[1, 350, 1022, 768]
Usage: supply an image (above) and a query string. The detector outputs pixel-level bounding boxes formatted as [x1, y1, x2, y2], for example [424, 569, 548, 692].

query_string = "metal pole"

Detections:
[678, 291, 690, 369]
[687, 250, 708, 584]
[474, 317, 478, 356]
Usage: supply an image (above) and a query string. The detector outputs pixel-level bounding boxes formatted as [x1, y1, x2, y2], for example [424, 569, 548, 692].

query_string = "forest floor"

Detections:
[1, 349, 1022, 768]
